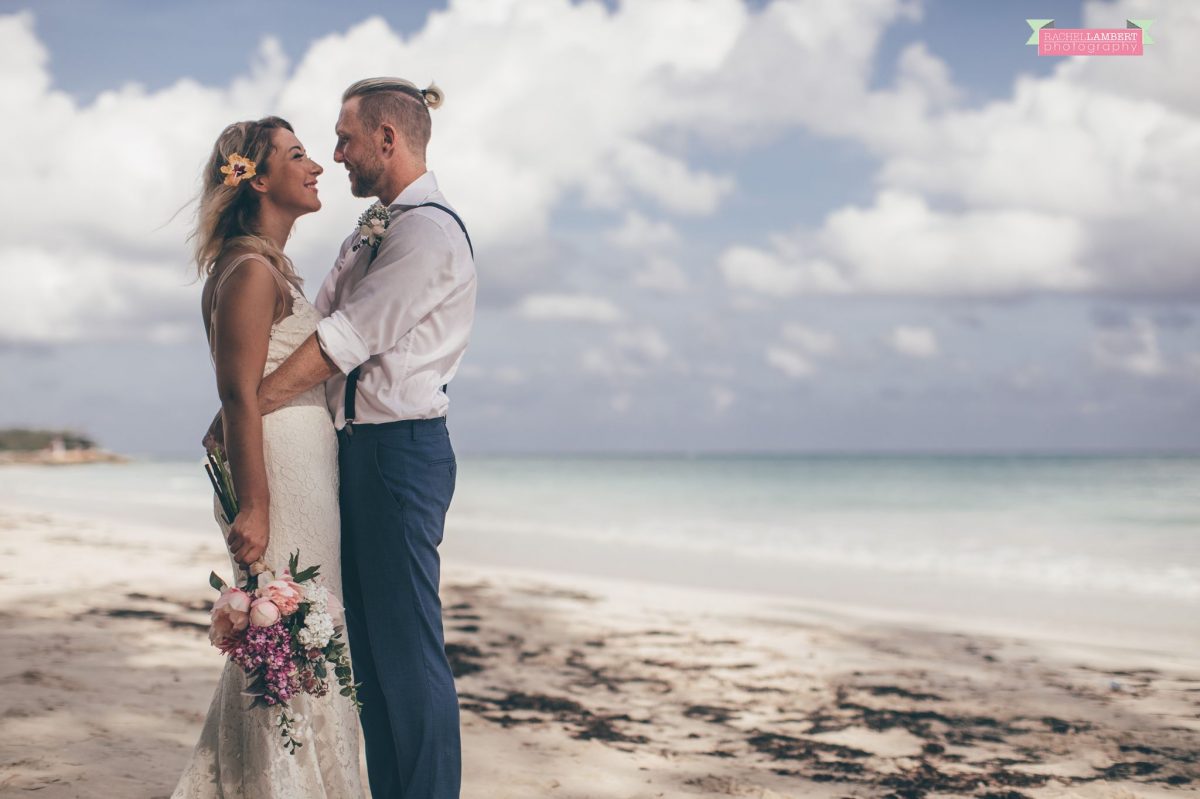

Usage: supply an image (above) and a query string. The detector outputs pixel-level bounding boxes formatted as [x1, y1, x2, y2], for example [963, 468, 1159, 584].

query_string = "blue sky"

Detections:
[0, 0, 1196, 456]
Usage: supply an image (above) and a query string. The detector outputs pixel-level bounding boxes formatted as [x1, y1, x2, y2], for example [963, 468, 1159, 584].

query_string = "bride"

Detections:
[171, 117, 364, 797]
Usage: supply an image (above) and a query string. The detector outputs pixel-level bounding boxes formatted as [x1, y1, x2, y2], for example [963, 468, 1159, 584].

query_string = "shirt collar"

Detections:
[386, 171, 439, 210]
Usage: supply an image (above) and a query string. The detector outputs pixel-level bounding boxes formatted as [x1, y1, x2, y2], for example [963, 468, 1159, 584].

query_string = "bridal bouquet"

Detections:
[207, 553, 360, 754]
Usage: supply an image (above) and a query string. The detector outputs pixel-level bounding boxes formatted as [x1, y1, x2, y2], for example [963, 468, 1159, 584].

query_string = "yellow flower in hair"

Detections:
[220, 153, 257, 187]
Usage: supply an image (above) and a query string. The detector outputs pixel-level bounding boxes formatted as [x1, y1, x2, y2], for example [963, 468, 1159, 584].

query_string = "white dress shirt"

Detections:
[314, 171, 476, 428]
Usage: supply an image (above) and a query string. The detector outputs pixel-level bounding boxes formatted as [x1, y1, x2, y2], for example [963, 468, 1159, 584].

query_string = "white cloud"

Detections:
[1090, 316, 1165, 377]
[866, 4, 1200, 297]
[608, 212, 690, 294]
[517, 293, 622, 323]
[1071, 0, 1200, 118]
[460, 364, 528, 385]
[9, 0, 1198, 360]
[766, 345, 815, 378]
[888, 325, 939, 359]
[493, 366, 528, 385]
[721, 190, 1092, 298]
[607, 212, 681, 251]
[894, 42, 961, 110]
[782, 323, 837, 356]
[715, 1, 1200, 301]
[607, 142, 734, 215]
[582, 325, 672, 378]
[633, 255, 689, 293]
[765, 322, 836, 378]
[662, 0, 923, 147]
[613, 326, 670, 362]
[581, 347, 616, 376]
[2, 0, 926, 343]
[0, 13, 292, 343]
[720, 245, 816, 296]
[711, 386, 736, 413]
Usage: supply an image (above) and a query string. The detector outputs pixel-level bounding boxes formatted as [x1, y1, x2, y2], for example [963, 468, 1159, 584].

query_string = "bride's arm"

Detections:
[211, 261, 278, 566]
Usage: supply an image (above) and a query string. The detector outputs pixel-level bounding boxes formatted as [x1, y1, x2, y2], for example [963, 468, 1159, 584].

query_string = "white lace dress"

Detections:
[172, 256, 364, 798]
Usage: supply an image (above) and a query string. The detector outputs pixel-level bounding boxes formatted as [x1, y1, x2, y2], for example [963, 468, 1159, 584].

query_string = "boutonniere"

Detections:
[352, 203, 390, 256]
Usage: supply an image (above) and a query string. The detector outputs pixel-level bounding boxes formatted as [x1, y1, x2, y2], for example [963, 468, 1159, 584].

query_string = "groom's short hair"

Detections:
[343, 77, 440, 160]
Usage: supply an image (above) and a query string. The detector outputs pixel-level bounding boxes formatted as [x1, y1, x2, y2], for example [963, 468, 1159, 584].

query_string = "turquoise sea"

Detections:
[3, 454, 1197, 648]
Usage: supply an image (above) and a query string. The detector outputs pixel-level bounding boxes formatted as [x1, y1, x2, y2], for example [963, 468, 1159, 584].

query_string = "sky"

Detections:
[0, 0, 1197, 457]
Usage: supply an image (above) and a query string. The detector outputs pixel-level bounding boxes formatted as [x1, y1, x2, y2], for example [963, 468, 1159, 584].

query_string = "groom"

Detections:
[247, 78, 475, 798]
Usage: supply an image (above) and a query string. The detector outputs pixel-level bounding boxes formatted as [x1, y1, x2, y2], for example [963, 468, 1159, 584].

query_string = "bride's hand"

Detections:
[202, 410, 224, 453]
[227, 504, 269, 567]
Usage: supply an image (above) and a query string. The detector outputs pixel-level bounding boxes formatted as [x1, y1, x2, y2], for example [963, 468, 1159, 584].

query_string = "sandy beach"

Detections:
[1, 504, 1197, 798]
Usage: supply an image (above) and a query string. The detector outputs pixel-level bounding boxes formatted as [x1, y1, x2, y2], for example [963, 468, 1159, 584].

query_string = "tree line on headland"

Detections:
[0, 428, 96, 451]
[0, 428, 125, 464]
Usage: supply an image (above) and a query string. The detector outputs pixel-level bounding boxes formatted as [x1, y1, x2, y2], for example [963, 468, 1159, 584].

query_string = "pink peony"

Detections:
[209, 587, 251, 648]
[259, 572, 303, 616]
[250, 597, 281, 627]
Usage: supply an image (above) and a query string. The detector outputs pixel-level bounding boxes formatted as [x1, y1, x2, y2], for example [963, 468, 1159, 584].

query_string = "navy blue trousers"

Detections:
[338, 417, 461, 799]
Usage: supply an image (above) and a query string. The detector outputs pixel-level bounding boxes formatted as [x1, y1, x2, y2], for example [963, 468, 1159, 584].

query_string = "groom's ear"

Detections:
[379, 122, 397, 156]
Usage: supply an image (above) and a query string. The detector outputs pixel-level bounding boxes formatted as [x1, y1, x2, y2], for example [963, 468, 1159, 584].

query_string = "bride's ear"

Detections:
[248, 173, 270, 195]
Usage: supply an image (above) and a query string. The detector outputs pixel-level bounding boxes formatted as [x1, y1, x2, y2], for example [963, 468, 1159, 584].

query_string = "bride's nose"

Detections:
[312, 161, 324, 176]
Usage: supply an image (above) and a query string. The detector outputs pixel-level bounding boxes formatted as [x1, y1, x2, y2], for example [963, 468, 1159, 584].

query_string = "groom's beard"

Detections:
[349, 154, 385, 198]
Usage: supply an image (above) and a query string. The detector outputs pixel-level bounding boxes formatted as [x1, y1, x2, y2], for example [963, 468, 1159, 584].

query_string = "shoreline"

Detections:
[1, 504, 1197, 797]
[2, 494, 1194, 660]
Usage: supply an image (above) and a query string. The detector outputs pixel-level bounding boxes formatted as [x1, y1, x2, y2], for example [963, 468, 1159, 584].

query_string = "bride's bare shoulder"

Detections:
[202, 249, 283, 325]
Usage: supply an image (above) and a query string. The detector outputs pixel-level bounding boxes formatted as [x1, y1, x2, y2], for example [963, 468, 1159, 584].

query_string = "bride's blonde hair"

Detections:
[191, 116, 303, 292]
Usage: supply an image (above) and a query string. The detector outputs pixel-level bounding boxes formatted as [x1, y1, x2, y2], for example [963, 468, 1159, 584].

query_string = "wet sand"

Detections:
[1, 506, 1197, 798]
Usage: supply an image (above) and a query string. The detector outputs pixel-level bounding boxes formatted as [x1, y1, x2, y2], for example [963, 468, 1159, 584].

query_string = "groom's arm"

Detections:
[251, 214, 471, 418]
[255, 334, 341, 416]
[203, 336, 339, 448]
[313, 214, 468, 375]
[253, 234, 354, 417]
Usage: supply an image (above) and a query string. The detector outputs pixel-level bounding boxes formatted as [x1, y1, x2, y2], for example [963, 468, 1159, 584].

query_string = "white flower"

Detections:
[297, 607, 335, 649]
[303, 583, 329, 611]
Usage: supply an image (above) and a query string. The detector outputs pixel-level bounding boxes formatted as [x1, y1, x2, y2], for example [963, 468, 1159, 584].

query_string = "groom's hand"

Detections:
[227, 504, 269, 567]
[202, 410, 224, 453]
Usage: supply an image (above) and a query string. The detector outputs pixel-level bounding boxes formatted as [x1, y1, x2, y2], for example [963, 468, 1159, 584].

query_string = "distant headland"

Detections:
[0, 428, 127, 465]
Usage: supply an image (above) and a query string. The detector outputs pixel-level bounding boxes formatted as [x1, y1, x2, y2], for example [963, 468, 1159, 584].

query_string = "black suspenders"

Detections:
[343, 203, 473, 433]
[417, 202, 474, 258]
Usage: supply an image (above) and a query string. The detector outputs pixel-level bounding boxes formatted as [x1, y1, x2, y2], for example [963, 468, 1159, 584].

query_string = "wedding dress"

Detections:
[172, 254, 364, 798]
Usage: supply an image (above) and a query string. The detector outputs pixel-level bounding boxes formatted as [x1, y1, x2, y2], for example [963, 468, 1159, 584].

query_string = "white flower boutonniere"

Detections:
[352, 203, 390, 256]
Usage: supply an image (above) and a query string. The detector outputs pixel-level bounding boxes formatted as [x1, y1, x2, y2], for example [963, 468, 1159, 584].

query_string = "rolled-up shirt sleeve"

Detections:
[316, 215, 464, 375]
